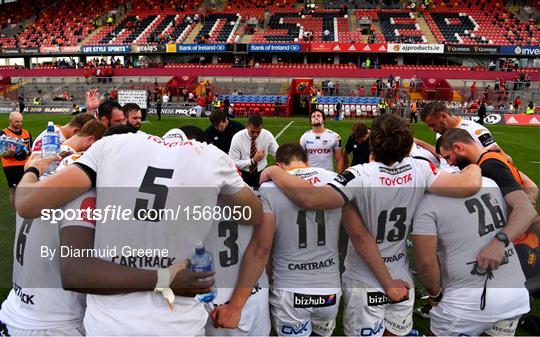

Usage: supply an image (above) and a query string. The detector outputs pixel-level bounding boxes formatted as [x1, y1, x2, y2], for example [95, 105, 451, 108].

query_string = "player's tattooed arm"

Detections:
[411, 234, 442, 299]
[211, 213, 275, 329]
[343, 202, 409, 302]
[260, 166, 345, 210]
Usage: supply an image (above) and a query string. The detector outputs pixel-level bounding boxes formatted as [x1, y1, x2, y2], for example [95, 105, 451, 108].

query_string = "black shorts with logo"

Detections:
[3, 166, 25, 188]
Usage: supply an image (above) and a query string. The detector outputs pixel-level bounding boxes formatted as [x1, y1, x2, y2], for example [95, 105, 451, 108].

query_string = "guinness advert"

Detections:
[445, 45, 500, 55]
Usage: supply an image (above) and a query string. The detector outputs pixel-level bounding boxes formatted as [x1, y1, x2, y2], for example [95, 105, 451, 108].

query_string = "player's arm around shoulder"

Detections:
[428, 164, 482, 197]
[260, 166, 345, 210]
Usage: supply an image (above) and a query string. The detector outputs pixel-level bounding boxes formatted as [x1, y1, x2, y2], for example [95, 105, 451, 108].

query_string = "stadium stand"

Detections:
[378, 11, 426, 43]
[0, 0, 127, 48]
[424, 0, 540, 45]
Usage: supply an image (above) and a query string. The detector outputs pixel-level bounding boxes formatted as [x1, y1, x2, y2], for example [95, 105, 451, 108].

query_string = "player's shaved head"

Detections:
[8, 111, 22, 130]
[9, 111, 22, 121]
[370, 115, 412, 166]
[276, 143, 308, 165]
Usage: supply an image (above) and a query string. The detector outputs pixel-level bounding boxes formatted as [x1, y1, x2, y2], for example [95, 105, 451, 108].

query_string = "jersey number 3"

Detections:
[218, 221, 239, 267]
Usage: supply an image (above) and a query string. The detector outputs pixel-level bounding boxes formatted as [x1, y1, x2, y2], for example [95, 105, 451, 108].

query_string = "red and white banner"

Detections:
[307, 43, 387, 53]
[503, 114, 540, 126]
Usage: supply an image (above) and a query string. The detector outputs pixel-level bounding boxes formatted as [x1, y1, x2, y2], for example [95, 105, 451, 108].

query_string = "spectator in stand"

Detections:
[327, 80, 335, 96]
[488, 60, 496, 71]
[470, 81, 477, 100]
[524, 73, 531, 89]
[526, 102, 535, 115]
[323, 29, 331, 41]
[358, 85, 365, 96]
[370, 82, 377, 96]
[513, 96, 522, 113]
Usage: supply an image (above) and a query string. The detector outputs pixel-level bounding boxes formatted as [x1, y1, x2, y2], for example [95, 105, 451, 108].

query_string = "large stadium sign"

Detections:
[248, 44, 301, 53]
[459, 114, 504, 125]
[174, 44, 227, 53]
[388, 43, 444, 53]
[445, 45, 499, 55]
[81, 45, 131, 54]
[500, 45, 540, 56]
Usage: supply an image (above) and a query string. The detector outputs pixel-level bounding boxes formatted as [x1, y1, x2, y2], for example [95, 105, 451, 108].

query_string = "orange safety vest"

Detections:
[478, 150, 538, 248]
[1, 128, 31, 167]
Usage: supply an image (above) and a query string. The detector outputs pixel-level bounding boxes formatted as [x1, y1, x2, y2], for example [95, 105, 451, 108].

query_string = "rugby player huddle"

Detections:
[0, 99, 538, 337]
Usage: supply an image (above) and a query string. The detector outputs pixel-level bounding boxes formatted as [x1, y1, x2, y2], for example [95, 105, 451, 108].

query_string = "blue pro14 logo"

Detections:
[281, 321, 309, 335]
[360, 320, 384, 336]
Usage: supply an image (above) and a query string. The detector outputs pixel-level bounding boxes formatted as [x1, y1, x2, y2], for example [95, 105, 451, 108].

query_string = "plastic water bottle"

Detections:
[189, 241, 217, 303]
[0, 135, 8, 155]
[41, 121, 60, 174]
[14, 138, 27, 153]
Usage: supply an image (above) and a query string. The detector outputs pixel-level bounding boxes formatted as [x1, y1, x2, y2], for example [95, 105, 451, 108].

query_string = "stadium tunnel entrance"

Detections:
[289, 78, 314, 116]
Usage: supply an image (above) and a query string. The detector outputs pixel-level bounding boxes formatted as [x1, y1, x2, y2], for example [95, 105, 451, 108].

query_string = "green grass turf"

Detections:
[0, 114, 538, 335]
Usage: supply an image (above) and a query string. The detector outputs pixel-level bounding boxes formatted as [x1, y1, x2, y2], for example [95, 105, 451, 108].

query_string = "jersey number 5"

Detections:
[134, 166, 174, 222]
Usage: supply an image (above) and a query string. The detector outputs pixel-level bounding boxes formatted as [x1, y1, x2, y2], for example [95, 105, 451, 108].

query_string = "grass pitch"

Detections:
[0, 113, 538, 335]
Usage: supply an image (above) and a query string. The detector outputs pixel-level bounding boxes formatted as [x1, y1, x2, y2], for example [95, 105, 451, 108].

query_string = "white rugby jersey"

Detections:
[409, 144, 440, 167]
[74, 132, 245, 335]
[300, 129, 341, 172]
[329, 157, 439, 290]
[0, 191, 95, 331]
[436, 118, 498, 149]
[204, 220, 270, 336]
[413, 177, 529, 321]
[260, 167, 342, 294]
[31, 125, 67, 153]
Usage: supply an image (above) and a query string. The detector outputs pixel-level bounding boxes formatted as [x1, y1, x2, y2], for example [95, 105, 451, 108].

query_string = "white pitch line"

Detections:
[274, 121, 294, 140]
[530, 161, 540, 164]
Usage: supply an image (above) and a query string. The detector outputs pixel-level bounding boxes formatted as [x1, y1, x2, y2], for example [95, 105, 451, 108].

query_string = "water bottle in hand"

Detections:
[189, 241, 217, 303]
[41, 121, 61, 175]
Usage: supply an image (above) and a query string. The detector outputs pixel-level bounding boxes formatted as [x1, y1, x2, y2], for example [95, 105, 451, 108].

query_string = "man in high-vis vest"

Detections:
[437, 128, 539, 279]
[1, 111, 32, 208]
[526, 102, 535, 115]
